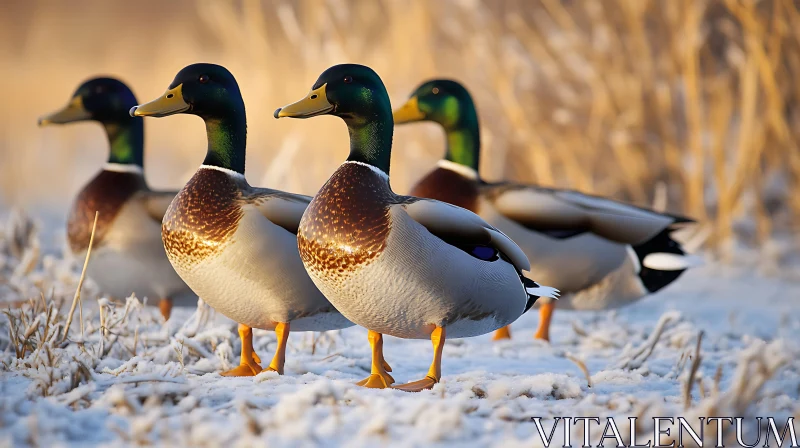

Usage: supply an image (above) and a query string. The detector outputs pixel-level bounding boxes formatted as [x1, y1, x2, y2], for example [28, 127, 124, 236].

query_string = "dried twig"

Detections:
[62, 211, 99, 343]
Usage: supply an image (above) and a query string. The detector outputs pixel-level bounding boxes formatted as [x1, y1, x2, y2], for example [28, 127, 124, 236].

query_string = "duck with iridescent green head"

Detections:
[393, 79, 700, 342]
[39, 77, 190, 320]
[275, 64, 558, 392]
[131, 63, 354, 377]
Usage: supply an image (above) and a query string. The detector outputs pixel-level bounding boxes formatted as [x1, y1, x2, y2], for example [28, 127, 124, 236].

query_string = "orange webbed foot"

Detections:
[356, 371, 395, 389]
[220, 361, 262, 377]
[392, 376, 437, 393]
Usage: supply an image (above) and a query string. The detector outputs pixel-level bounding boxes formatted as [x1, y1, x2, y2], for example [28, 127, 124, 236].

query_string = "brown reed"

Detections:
[1, 0, 797, 253]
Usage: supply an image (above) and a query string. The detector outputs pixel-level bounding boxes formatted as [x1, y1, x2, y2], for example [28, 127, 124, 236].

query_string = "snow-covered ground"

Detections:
[1, 209, 799, 447]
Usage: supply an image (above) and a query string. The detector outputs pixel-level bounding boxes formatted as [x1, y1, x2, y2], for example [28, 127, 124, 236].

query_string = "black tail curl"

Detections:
[522, 276, 541, 313]
[631, 228, 687, 293]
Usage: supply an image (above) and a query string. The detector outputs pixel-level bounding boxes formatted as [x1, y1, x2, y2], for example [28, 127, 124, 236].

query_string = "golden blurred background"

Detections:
[1, 0, 799, 254]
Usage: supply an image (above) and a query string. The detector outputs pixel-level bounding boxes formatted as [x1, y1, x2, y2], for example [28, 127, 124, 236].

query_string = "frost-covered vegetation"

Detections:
[1, 210, 798, 446]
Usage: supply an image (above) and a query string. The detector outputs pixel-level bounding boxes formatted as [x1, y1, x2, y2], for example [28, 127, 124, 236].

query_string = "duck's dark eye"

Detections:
[199, 75, 210, 84]
[432, 87, 440, 95]
[343, 75, 353, 84]
[95, 86, 106, 94]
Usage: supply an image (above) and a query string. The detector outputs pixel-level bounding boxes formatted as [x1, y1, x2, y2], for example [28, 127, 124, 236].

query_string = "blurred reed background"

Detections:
[1, 0, 799, 256]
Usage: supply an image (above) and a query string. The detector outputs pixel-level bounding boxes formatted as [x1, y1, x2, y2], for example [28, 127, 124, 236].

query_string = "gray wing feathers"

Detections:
[402, 199, 531, 272]
[402, 199, 490, 242]
[491, 188, 678, 245]
[485, 228, 531, 272]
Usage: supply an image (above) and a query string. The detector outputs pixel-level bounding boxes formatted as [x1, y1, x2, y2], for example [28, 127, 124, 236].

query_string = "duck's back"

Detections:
[408, 168, 637, 304]
[477, 183, 685, 309]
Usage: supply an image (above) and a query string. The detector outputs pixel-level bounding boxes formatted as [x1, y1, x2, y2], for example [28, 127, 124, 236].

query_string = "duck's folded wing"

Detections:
[401, 198, 531, 272]
[245, 188, 312, 235]
[488, 185, 693, 245]
[143, 190, 179, 222]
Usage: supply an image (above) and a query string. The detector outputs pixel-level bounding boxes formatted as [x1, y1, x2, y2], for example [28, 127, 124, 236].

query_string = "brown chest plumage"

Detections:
[298, 163, 393, 278]
[162, 169, 244, 270]
[67, 170, 147, 253]
[409, 167, 479, 213]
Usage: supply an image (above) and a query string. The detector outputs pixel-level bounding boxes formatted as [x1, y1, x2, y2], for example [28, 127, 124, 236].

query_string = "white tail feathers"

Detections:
[526, 284, 560, 299]
[642, 252, 704, 271]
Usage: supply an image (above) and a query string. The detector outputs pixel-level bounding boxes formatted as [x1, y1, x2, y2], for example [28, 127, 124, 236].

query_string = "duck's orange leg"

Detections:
[159, 298, 173, 321]
[266, 322, 290, 375]
[533, 301, 555, 341]
[221, 324, 263, 376]
[393, 326, 445, 392]
[356, 330, 395, 388]
[492, 325, 512, 340]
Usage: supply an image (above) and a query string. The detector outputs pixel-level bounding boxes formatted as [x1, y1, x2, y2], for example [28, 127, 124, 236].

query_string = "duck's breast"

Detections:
[162, 169, 244, 274]
[164, 168, 349, 331]
[298, 162, 394, 287]
[67, 170, 147, 254]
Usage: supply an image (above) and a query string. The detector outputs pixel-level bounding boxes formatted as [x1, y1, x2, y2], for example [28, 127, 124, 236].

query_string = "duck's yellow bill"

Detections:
[38, 96, 91, 126]
[130, 84, 190, 118]
[392, 96, 425, 124]
[274, 84, 333, 119]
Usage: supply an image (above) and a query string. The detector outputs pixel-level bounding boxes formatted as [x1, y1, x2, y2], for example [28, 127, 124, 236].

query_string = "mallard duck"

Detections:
[39, 77, 190, 320]
[275, 64, 559, 392]
[130, 63, 354, 376]
[393, 79, 700, 341]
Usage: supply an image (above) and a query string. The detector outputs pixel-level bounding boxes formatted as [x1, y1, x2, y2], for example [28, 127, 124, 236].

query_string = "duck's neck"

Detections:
[104, 117, 144, 167]
[202, 108, 247, 175]
[345, 112, 393, 176]
[443, 110, 480, 174]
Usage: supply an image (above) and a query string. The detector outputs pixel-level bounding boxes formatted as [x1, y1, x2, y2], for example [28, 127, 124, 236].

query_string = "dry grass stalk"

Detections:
[682, 0, 708, 220]
[565, 353, 592, 388]
[62, 211, 98, 343]
[617, 311, 679, 370]
[683, 331, 704, 409]
[713, 364, 723, 396]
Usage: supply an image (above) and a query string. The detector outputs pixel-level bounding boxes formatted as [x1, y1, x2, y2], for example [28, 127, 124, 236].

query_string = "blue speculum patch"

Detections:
[469, 246, 498, 261]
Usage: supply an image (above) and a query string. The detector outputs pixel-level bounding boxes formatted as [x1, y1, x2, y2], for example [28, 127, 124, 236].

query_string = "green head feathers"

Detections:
[132, 63, 247, 174]
[39, 77, 144, 167]
[276, 64, 394, 175]
[393, 79, 480, 173]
